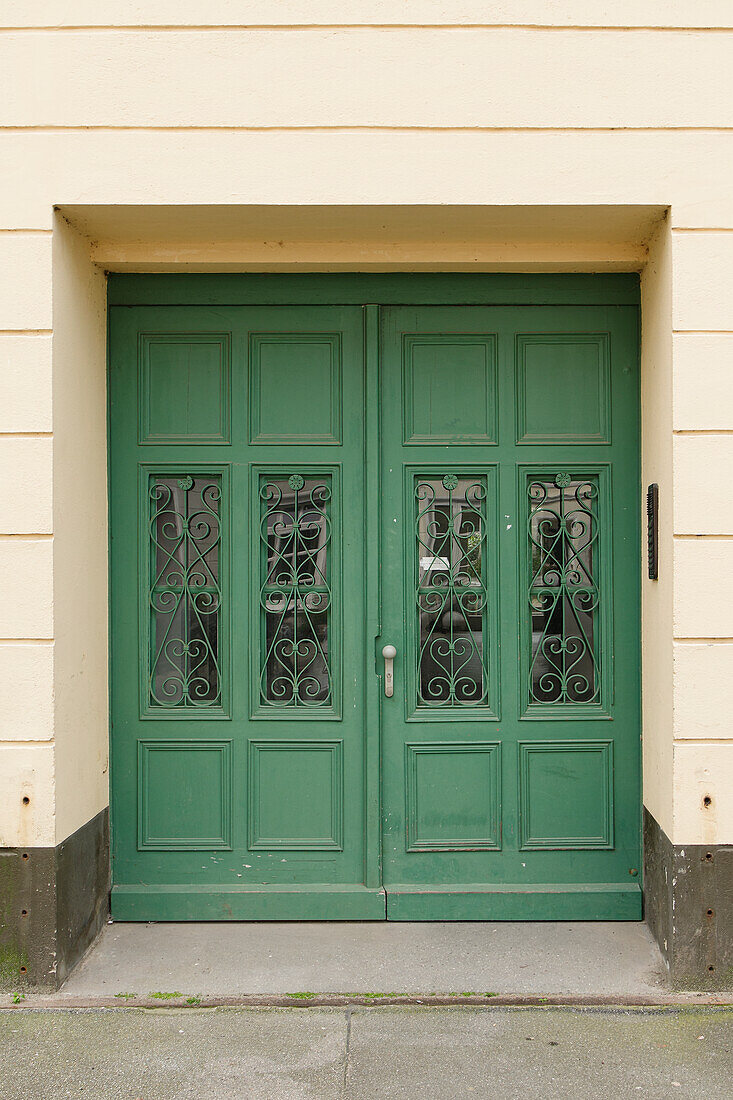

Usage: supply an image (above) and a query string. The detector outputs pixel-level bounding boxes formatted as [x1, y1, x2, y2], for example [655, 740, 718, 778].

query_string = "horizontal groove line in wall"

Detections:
[0, 638, 54, 645]
[0, 228, 52, 235]
[1, 125, 733, 135]
[673, 330, 733, 336]
[672, 228, 733, 234]
[1, 25, 732, 33]
[0, 533, 52, 541]
[674, 534, 733, 540]
[673, 738, 733, 745]
[0, 432, 53, 438]
[673, 429, 733, 435]
[674, 637, 733, 644]
[0, 739, 54, 747]
[0, 329, 52, 336]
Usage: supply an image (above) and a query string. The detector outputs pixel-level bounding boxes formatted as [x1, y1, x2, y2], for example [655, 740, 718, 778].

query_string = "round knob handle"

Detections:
[382, 645, 397, 660]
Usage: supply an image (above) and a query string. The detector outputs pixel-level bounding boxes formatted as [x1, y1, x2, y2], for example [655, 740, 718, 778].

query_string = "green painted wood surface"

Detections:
[385, 884, 641, 921]
[109, 278, 640, 922]
[108, 273, 640, 307]
[109, 305, 380, 919]
[112, 885, 386, 922]
[379, 305, 640, 919]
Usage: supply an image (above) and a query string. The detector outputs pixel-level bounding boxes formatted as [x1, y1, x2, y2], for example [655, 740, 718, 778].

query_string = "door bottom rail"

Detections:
[111, 882, 641, 921]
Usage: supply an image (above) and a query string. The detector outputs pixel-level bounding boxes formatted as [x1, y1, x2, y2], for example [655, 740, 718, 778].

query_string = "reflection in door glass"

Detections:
[260, 474, 332, 707]
[148, 474, 222, 708]
[415, 474, 489, 707]
[527, 473, 600, 705]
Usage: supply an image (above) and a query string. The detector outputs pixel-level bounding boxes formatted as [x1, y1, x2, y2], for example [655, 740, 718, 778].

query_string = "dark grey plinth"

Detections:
[0, 807, 109, 991]
[644, 806, 733, 990]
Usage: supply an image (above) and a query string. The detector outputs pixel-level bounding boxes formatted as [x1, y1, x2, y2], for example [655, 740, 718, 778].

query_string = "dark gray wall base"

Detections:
[0, 807, 109, 992]
[644, 806, 733, 990]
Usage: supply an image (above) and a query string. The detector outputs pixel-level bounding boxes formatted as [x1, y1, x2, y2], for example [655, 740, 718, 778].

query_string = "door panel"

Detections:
[380, 306, 640, 920]
[109, 305, 384, 919]
[109, 289, 640, 922]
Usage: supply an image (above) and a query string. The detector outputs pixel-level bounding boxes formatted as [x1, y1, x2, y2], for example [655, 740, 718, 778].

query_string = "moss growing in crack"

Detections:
[148, 991, 183, 1000]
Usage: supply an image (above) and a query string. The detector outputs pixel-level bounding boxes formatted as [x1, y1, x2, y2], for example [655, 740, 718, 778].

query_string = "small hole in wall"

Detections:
[22, 796, 30, 806]
[20, 909, 28, 917]
[703, 796, 712, 808]
[708, 965, 715, 972]
[706, 909, 714, 917]
[21, 853, 29, 861]
[19, 966, 27, 975]
[704, 852, 714, 862]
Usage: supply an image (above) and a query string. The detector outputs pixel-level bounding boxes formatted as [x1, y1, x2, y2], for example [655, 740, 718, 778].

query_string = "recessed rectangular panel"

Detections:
[406, 743, 501, 851]
[516, 333, 610, 443]
[519, 740, 613, 849]
[140, 333, 231, 444]
[249, 740, 343, 850]
[403, 335, 497, 444]
[138, 740, 232, 850]
[250, 333, 342, 444]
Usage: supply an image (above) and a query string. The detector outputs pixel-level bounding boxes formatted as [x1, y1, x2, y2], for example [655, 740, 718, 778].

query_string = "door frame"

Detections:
[107, 273, 641, 914]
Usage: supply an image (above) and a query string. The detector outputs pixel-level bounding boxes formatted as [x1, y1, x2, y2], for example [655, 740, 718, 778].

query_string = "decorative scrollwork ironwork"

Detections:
[149, 475, 222, 708]
[415, 474, 489, 707]
[260, 474, 333, 707]
[527, 475, 600, 705]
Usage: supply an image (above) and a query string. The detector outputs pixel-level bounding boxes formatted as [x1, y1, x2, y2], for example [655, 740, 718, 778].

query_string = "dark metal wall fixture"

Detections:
[647, 483, 659, 580]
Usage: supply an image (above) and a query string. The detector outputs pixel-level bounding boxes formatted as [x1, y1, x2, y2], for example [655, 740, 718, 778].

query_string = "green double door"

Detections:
[109, 284, 640, 921]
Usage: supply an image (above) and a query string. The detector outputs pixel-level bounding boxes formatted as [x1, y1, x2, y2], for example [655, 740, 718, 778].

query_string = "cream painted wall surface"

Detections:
[2, 2, 732, 28]
[640, 223, 674, 841]
[2, 133, 731, 230]
[51, 217, 108, 848]
[3, 30, 731, 128]
[0, 6, 731, 848]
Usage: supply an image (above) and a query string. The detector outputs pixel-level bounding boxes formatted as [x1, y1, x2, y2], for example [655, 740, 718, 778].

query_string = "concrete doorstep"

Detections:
[36, 920, 675, 1001]
[4, 920, 732, 1009]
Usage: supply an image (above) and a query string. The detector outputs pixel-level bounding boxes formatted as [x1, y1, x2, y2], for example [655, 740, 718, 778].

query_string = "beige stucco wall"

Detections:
[51, 217, 108, 846]
[0, 3, 731, 850]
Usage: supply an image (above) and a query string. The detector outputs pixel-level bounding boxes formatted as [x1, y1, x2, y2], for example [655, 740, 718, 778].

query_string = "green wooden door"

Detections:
[109, 280, 640, 922]
[109, 305, 383, 919]
[380, 306, 640, 919]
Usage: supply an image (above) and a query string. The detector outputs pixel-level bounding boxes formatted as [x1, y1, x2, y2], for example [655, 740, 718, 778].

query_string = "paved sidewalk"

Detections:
[58, 920, 668, 999]
[0, 1005, 731, 1099]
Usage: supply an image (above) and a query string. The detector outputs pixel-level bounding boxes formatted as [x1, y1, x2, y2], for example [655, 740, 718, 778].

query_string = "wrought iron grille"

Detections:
[527, 473, 600, 705]
[415, 474, 490, 707]
[259, 474, 333, 707]
[148, 474, 222, 708]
